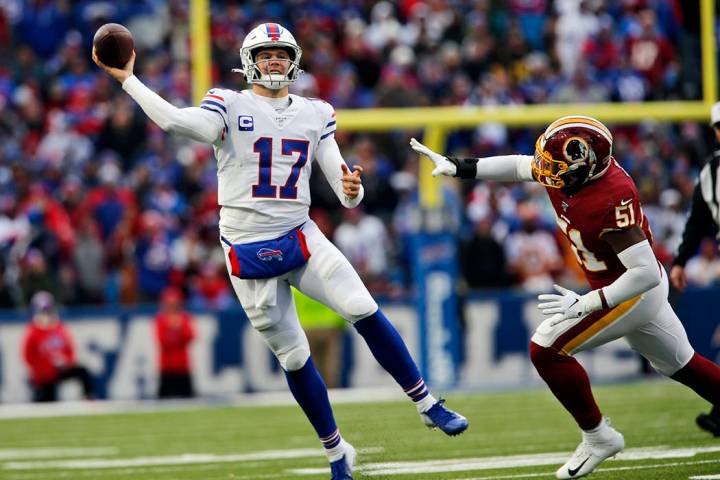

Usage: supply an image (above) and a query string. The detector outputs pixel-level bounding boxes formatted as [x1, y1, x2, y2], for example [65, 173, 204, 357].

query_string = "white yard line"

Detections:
[0, 388, 408, 420]
[2, 447, 384, 471]
[288, 446, 720, 476]
[5, 464, 286, 480]
[2, 444, 718, 479]
[0, 448, 117, 460]
[446, 458, 720, 480]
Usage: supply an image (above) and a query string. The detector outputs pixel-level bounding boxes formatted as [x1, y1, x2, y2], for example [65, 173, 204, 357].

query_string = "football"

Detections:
[93, 23, 134, 69]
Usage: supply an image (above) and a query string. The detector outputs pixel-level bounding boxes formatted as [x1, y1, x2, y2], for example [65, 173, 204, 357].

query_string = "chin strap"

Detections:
[446, 157, 479, 179]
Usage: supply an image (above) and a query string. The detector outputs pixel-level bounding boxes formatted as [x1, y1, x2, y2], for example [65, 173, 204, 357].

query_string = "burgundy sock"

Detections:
[671, 352, 720, 407]
[530, 341, 602, 430]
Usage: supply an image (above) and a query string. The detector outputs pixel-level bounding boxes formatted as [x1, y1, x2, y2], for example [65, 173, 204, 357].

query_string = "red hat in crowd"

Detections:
[160, 287, 184, 306]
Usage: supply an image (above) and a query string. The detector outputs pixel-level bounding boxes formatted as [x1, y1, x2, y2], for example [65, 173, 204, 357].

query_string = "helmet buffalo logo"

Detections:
[562, 137, 589, 163]
[257, 248, 283, 262]
[265, 23, 282, 41]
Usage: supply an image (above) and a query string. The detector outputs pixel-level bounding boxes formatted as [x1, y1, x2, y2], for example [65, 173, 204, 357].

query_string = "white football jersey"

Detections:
[199, 89, 336, 239]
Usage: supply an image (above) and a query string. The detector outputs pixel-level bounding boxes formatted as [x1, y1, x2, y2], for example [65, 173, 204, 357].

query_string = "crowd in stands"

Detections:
[0, 0, 718, 310]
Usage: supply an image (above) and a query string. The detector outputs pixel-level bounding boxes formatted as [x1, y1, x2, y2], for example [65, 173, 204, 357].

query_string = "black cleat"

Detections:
[696, 410, 720, 437]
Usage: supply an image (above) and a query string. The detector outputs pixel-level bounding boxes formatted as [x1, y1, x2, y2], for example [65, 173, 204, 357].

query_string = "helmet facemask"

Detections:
[234, 24, 304, 91]
[243, 45, 302, 90]
[533, 134, 605, 191]
[533, 136, 568, 189]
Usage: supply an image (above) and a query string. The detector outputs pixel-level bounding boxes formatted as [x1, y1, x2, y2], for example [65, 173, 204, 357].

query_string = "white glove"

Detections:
[537, 284, 601, 326]
[409, 138, 457, 177]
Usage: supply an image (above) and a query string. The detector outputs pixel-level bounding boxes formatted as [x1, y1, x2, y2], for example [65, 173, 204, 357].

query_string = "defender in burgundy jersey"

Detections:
[412, 115, 720, 479]
[545, 159, 654, 290]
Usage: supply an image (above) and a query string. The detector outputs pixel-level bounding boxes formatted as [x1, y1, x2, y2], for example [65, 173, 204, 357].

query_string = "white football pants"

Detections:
[220, 219, 378, 372]
[532, 267, 695, 376]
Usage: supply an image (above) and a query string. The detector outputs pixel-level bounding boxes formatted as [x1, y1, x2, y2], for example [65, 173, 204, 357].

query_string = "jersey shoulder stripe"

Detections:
[200, 106, 229, 132]
[203, 89, 228, 101]
[307, 97, 336, 139]
[201, 89, 231, 129]
[320, 129, 336, 141]
[201, 99, 227, 113]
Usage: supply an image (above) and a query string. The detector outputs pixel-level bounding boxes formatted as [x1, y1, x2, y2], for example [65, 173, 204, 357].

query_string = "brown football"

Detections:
[93, 23, 134, 68]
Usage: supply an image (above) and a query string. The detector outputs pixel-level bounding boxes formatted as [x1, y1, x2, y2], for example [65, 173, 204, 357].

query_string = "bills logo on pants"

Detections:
[257, 248, 283, 262]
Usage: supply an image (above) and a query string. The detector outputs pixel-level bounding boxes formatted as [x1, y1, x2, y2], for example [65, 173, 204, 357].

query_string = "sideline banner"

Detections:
[0, 287, 717, 402]
[408, 233, 461, 388]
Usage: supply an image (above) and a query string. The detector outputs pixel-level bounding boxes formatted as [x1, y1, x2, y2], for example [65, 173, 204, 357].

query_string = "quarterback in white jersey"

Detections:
[205, 85, 347, 241]
[93, 22, 467, 480]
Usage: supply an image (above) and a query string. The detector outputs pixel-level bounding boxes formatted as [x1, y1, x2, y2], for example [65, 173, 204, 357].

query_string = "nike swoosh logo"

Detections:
[620, 198, 632, 206]
[567, 456, 591, 477]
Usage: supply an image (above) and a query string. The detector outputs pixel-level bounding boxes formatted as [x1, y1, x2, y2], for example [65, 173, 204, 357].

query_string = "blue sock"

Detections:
[284, 357, 340, 448]
[354, 309, 429, 402]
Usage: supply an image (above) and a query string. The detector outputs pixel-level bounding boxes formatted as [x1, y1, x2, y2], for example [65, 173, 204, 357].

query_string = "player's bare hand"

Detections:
[669, 265, 687, 292]
[341, 164, 363, 198]
[409, 137, 457, 177]
[92, 46, 135, 84]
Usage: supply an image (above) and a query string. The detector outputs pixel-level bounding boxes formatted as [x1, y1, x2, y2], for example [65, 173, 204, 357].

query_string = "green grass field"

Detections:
[0, 379, 718, 480]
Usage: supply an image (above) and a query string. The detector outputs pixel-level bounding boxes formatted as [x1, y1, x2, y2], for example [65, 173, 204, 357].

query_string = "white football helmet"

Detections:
[234, 23, 303, 90]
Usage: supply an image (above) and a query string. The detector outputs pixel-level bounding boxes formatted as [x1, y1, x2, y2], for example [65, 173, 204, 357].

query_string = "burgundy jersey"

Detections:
[545, 160, 653, 289]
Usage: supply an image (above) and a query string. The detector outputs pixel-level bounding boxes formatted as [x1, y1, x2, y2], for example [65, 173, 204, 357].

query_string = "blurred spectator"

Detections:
[0, 263, 16, 308]
[554, 0, 598, 77]
[550, 67, 609, 104]
[684, 238, 720, 288]
[135, 210, 173, 301]
[16, 1, 71, 59]
[295, 288, 346, 388]
[346, 137, 397, 218]
[511, 0, 548, 51]
[20, 183, 75, 258]
[96, 98, 147, 167]
[611, 57, 649, 102]
[504, 202, 563, 293]
[644, 188, 686, 265]
[334, 206, 390, 294]
[72, 216, 105, 304]
[518, 52, 558, 104]
[81, 158, 137, 242]
[0, 0, 710, 306]
[188, 260, 233, 310]
[22, 291, 94, 402]
[626, 8, 676, 97]
[18, 249, 58, 306]
[460, 217, 512, 288]
[36, 110, 93, 169]
[0, 194, 30, 251]
[154, 287, 195, 399]
[581, 16, 621, 80]
[363, 1, 402, 52]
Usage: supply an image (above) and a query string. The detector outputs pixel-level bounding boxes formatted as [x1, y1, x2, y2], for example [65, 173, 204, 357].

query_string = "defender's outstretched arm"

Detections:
[410, 138, 534, 182]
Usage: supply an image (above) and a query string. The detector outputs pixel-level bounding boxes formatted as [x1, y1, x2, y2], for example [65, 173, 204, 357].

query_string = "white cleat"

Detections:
[556, 422, 624, 479]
